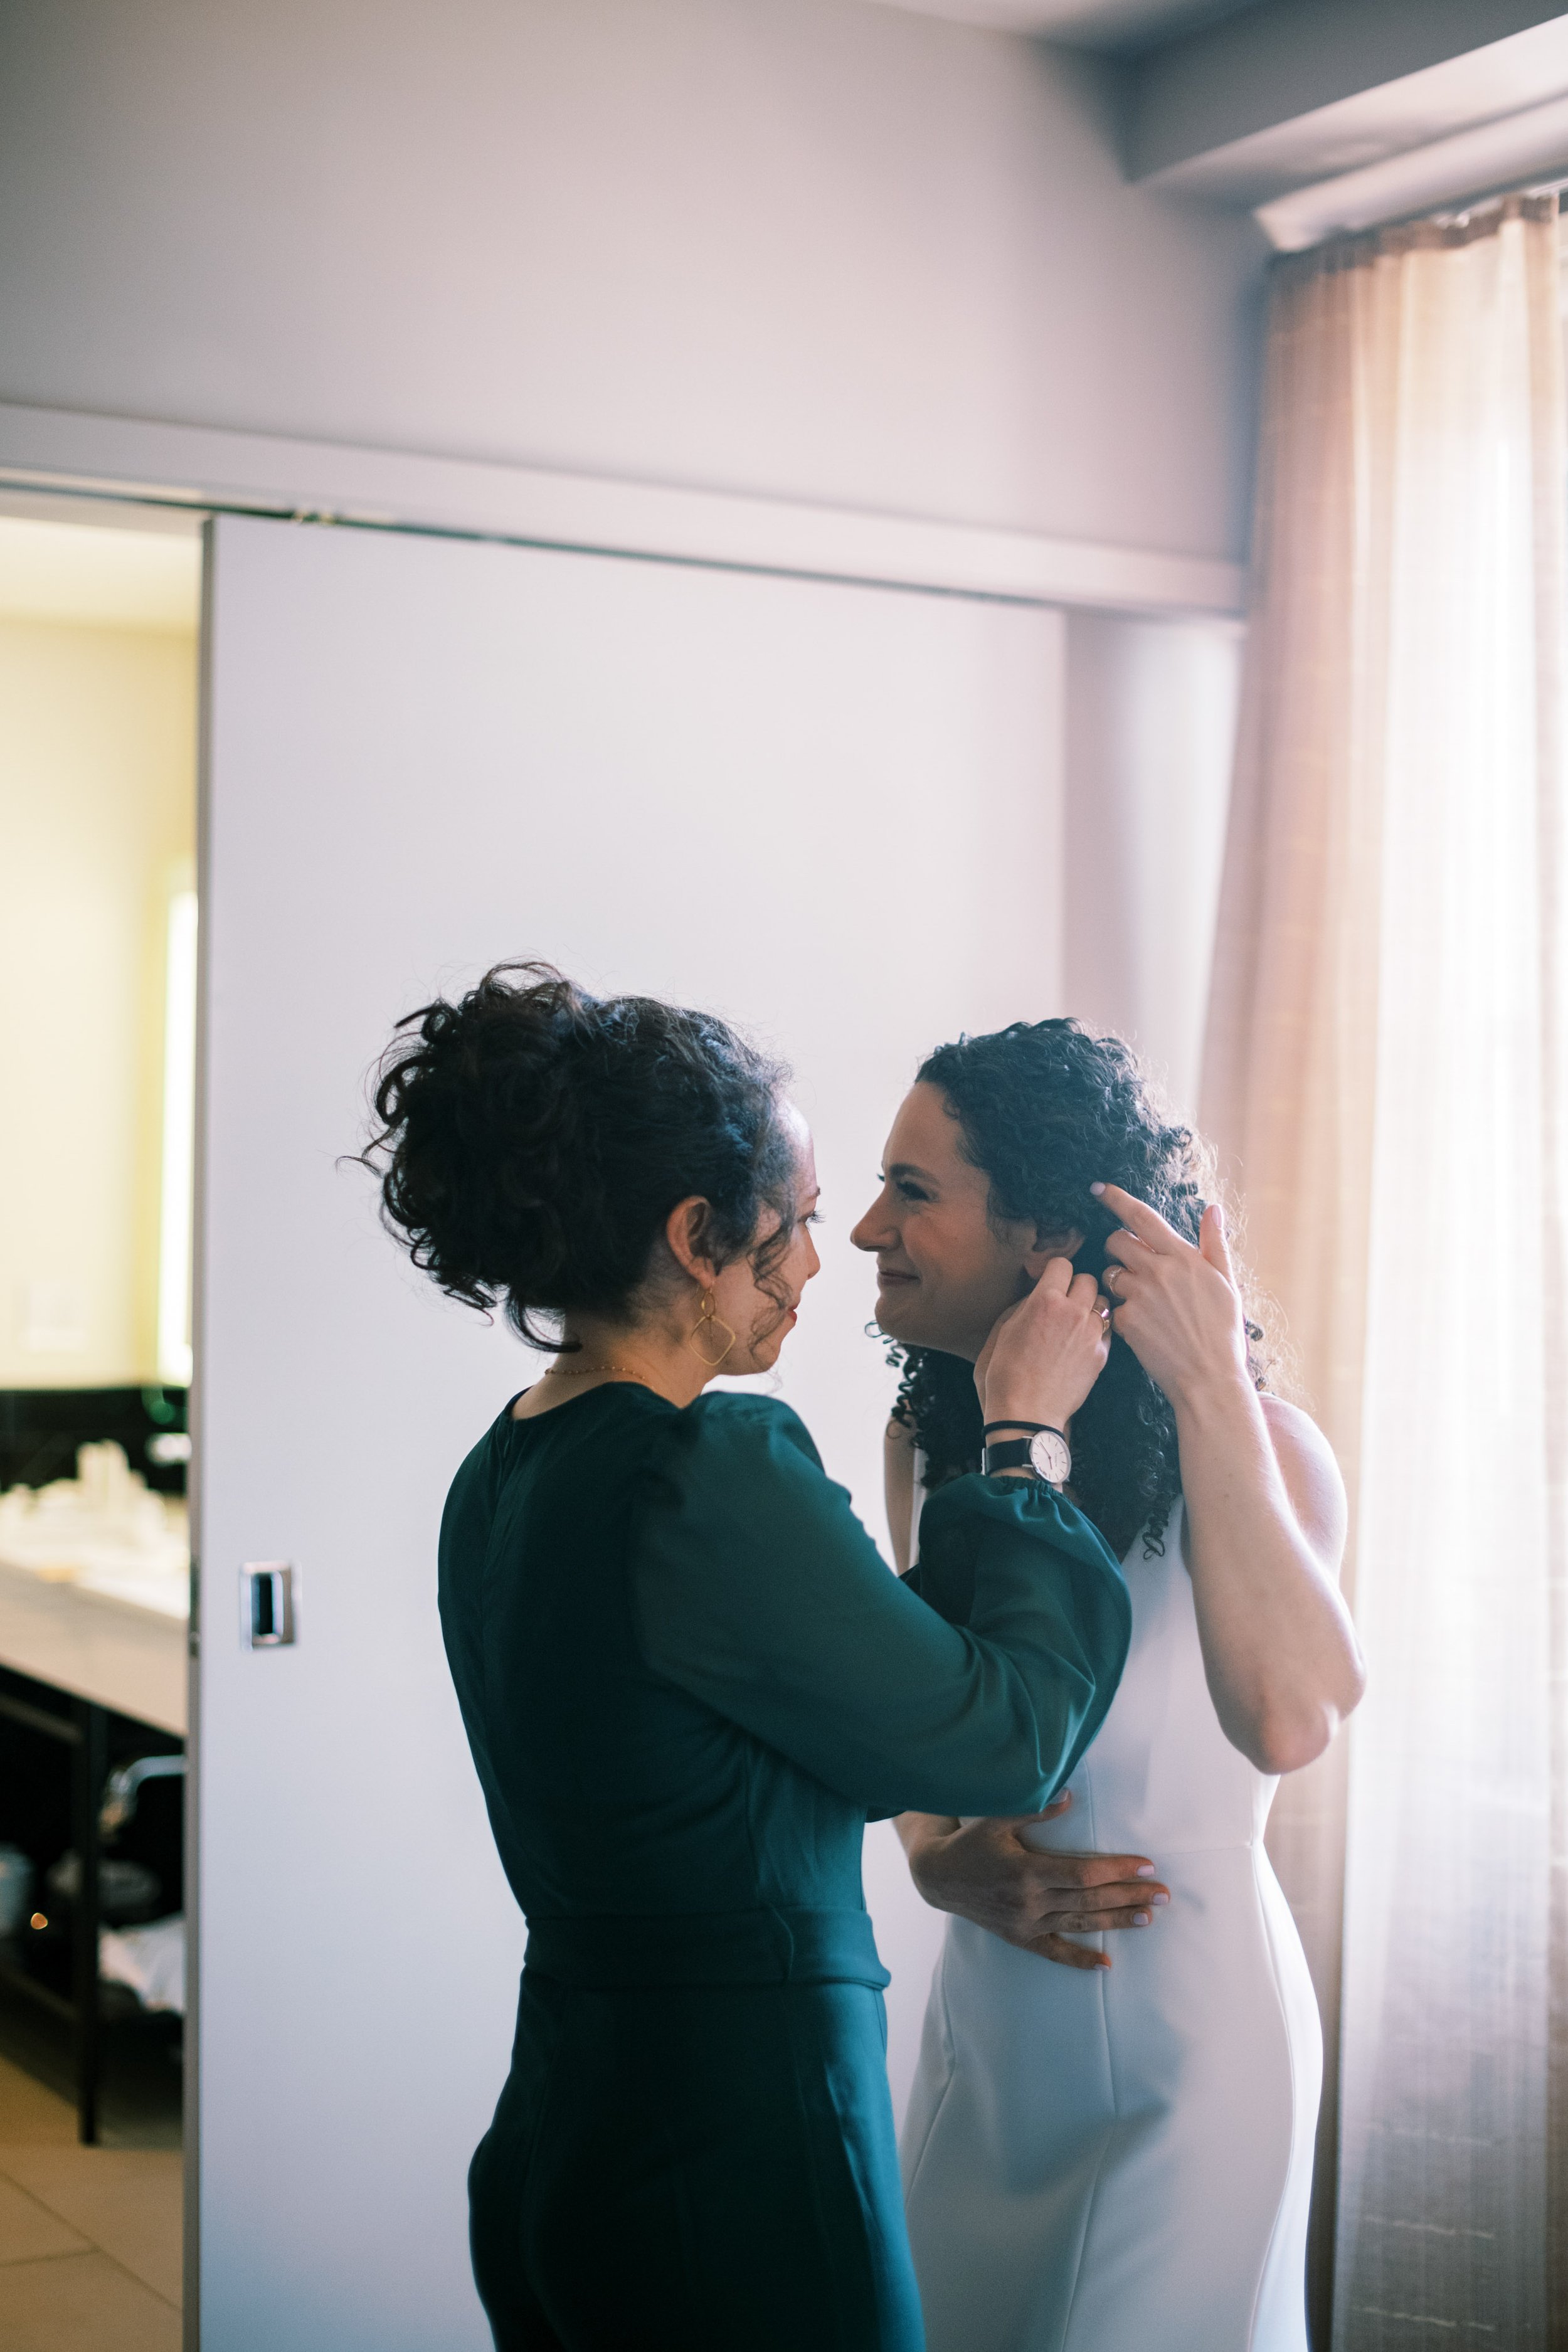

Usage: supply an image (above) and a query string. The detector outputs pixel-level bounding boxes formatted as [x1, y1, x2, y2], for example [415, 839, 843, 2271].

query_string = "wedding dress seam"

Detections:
[898, 1941, 961, 2206]
[1051, 1771, 1122, 2352]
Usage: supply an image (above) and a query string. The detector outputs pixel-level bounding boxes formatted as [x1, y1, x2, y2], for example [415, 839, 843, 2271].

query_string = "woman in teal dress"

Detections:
[366, 964, 1130, 2352]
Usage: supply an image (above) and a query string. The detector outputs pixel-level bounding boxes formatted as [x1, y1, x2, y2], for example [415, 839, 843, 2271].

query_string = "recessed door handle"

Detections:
[241, 1564, 296, 1648]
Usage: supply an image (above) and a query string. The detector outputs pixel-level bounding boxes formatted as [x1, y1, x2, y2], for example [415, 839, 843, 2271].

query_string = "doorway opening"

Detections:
[0, 499, 199, 2341]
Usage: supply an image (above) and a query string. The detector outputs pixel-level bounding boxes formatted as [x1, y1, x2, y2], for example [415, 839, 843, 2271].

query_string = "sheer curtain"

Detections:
[1202, 197, 1568, 2345]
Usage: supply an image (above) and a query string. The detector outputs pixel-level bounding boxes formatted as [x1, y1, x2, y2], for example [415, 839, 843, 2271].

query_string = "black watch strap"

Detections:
[983, 1425, 1071, 1485]
[983, 1437, 1041, 1473]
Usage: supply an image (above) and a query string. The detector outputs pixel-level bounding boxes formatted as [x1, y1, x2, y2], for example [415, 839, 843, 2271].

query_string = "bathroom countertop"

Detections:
[0, 1559, 186, 1735]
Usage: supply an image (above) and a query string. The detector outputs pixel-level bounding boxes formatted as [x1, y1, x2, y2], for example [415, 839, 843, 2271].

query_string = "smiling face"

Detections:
[710, 1108, 822, 1375]
[850, 1082, 1075, 1362]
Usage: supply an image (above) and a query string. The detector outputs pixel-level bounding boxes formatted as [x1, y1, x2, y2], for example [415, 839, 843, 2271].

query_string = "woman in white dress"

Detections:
[850, 1020, 1363, 2352]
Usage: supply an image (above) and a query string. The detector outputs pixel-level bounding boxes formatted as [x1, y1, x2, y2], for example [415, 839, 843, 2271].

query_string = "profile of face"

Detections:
[850, 1082, 1079, 1361]
[703, 1107, 822, 1377]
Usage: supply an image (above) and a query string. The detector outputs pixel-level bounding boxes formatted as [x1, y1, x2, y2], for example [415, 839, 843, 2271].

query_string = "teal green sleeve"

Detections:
[630, 1395, 1130, 1819]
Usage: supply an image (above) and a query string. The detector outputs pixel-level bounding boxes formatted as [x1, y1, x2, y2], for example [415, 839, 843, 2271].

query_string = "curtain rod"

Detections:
[1259, 164, 1568, 257]
[1426, 174, 1568, 226]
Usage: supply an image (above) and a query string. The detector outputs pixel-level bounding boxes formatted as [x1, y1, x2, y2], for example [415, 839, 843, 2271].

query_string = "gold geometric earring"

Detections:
[687, 1288, 738, 1369]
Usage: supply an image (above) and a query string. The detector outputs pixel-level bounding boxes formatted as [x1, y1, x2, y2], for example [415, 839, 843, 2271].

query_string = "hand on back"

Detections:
[904, 1795, 1168, 1972]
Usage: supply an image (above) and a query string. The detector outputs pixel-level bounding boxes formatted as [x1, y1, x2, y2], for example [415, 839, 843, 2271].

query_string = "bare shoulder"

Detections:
[1260, 1396, 1348, 1573]
[884, 1414, 917, 1459]
[1259, 1394, 1336, 1471]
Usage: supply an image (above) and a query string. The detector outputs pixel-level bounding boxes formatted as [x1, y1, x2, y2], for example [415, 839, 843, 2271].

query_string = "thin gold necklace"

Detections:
[544, 1361, 654, 1385]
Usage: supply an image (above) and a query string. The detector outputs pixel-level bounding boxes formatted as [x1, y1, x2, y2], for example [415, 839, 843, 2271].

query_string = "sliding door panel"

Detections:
[196, 512, 1062, 2348]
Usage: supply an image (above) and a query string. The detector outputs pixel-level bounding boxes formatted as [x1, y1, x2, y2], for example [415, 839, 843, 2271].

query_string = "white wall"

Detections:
[0, 613, 197, 1385]
[1062, 610, 1241, 1118]
[0, 0, 1264, 563]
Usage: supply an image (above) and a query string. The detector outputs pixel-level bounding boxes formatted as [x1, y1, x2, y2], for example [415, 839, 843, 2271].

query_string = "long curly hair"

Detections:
[887, 1020, 1268, 1562]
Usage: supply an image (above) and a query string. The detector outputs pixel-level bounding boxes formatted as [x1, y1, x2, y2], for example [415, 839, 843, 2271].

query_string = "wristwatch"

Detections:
[982, 1424, 1071, 1488]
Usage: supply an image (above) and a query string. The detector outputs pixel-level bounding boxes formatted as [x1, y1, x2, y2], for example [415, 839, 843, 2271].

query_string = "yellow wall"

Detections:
[0, 614, 198, 1387]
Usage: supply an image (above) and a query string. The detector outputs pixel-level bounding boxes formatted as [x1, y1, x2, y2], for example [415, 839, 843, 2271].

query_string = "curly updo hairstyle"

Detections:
[889, 1019, 1268, 1561]
[361, 963, 798, 1348]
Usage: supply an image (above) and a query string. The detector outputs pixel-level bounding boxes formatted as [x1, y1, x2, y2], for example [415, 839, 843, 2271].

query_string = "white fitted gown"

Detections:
[899, 1493, 1320, 2352]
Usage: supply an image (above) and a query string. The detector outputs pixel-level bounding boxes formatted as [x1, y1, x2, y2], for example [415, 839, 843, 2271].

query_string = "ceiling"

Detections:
[864, 0, 1262, 56]
[869, 2, 1568, 235]
[1143, 13, 1568, 214]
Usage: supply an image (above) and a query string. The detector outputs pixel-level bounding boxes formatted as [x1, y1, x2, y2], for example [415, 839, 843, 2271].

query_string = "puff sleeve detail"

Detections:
[630, 1396, 1130, 1820]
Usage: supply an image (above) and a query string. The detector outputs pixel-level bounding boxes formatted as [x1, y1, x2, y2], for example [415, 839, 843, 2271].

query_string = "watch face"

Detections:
[1028, 1429, 1071, 1486]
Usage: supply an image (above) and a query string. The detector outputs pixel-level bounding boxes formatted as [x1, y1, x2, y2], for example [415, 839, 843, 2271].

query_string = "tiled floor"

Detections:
[0, 2053, 181, 2350]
